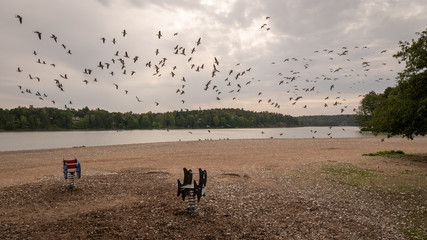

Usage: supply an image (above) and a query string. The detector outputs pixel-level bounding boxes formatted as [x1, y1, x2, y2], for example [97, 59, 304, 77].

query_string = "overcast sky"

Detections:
[1, 0, 426, 116]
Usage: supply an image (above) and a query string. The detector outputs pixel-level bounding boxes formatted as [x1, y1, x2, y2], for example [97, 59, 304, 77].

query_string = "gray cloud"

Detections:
[1, 0, 425, 116]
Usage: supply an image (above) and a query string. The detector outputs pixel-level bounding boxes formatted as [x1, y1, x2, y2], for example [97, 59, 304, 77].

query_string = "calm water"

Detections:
[0, 126, 369, 151]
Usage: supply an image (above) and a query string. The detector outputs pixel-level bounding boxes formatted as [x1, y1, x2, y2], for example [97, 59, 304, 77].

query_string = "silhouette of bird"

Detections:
[214, 57, 219, 65]
[101, 37, 106, 43]
[50, 34, 57, 42]
[17, 67, 23, 72]
[122, 29, 127, 37]
[15, 14, 23, 24]
[34, 31, 42, 40]
[196, 37, 201, 46]
[157, 31, 162, 39]
[113, 83, 118, 89]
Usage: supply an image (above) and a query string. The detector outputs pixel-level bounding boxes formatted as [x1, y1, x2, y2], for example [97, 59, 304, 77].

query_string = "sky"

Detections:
[1, 0, 426, 116]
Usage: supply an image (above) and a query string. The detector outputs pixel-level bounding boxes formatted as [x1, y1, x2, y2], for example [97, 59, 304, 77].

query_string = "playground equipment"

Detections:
[63, 158, 81, 188]
[177, 168, 207, 213]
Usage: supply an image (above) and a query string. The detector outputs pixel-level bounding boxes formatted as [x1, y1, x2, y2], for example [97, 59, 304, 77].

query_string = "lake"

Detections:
[0, 126, 370, 151]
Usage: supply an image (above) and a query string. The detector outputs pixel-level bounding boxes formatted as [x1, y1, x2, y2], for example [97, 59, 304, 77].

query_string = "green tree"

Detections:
[355, 91, 381, 130]
[357, 29, 427, 139]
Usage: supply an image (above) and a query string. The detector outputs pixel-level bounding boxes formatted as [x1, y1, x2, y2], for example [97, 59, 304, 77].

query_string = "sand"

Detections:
[0, 137, 426, 239]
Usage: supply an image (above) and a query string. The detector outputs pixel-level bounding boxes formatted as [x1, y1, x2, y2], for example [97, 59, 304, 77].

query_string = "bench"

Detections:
[63, 158, 81, 188]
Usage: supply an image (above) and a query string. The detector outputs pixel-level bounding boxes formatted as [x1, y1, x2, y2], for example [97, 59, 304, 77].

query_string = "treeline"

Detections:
[0, 106, 301, 130]
[296, 114, 357, 126]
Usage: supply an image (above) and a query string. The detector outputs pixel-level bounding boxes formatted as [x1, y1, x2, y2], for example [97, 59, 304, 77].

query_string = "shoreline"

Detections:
[0, 135, 377, 154]
[0, 136, 425, 188]
[0, 126, 368, 152]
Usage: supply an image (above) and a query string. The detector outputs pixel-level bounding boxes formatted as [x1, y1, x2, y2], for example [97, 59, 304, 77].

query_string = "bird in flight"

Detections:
[15, 14, 23, 24]
[157, 31, 162, 39]
[50, 34, 58, 42]
[214, 57, 219, 65]
[122, 29, 127, 37]
[34, 31, 42, 40]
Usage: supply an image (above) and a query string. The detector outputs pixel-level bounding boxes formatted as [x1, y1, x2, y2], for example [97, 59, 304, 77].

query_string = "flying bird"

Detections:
[15, 14, 23, 24]
[50, 34, 57, 42]
[214, 57, 219, 65]
[33, 31, 42, 40]
[157, 31, 162, 39]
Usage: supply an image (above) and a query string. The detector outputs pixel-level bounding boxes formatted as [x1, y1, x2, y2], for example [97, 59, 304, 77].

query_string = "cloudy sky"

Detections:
[1, 0, 426, 116]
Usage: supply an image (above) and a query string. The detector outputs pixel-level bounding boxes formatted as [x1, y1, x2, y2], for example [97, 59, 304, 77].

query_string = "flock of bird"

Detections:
[12, 13, 397, 138]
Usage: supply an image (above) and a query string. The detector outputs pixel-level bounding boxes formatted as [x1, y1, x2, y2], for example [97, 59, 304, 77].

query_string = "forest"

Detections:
[296, 115, 357, 127]
[0, 106, 300, 130]
[0, 106, 359, 131]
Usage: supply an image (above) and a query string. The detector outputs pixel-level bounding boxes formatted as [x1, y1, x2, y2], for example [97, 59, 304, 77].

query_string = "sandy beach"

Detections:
[1, 137, 426, 239]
